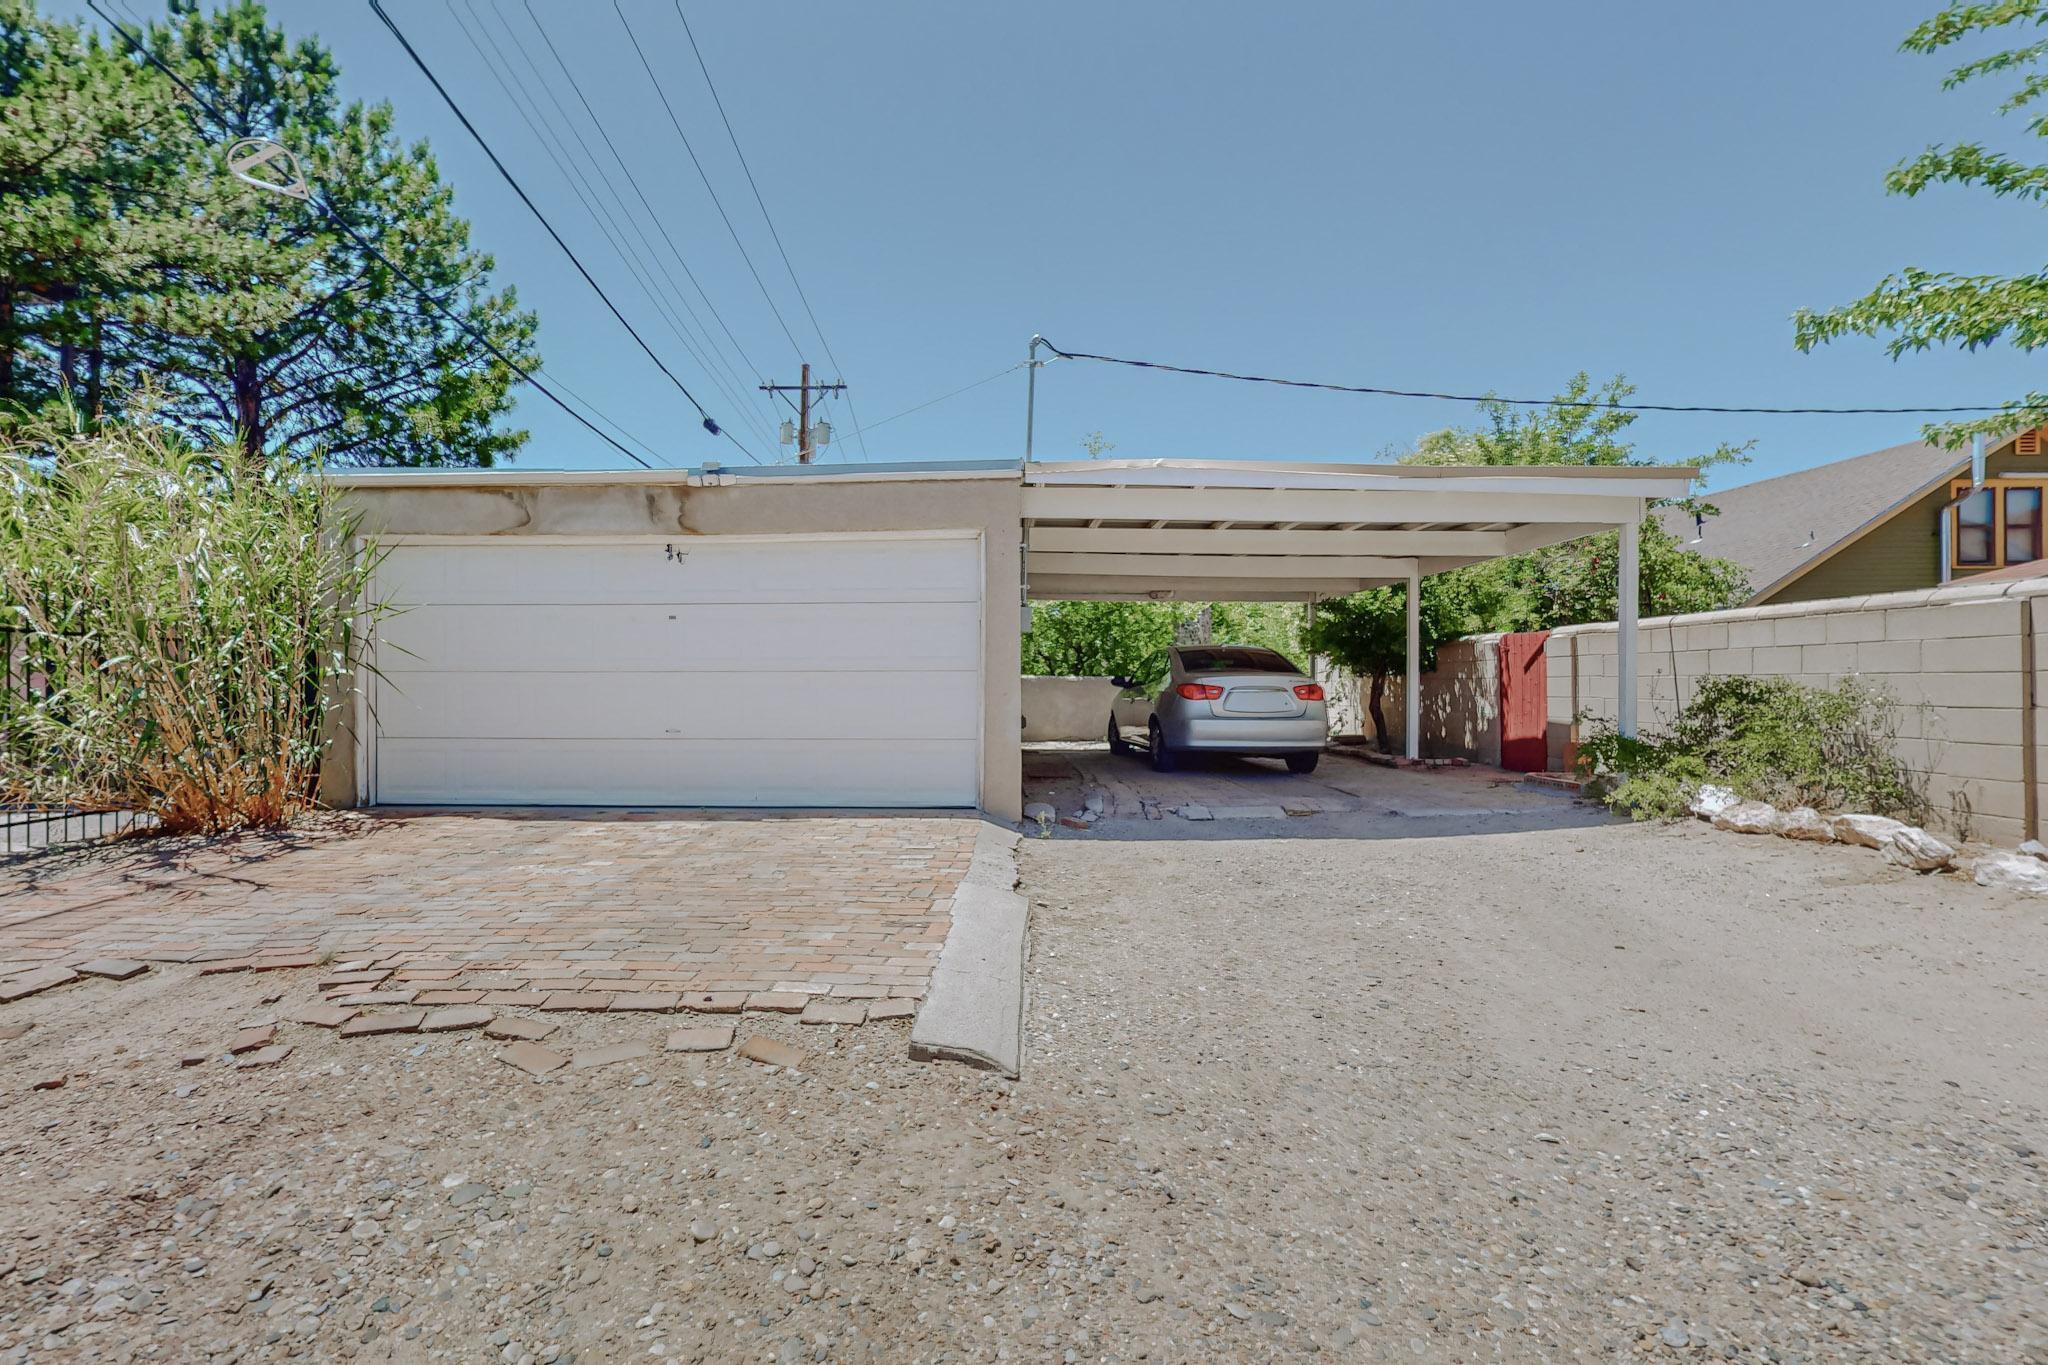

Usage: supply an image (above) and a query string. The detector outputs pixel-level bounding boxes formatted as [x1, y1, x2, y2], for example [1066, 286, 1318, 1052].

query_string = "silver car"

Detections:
[1108, 644, 1328, 773]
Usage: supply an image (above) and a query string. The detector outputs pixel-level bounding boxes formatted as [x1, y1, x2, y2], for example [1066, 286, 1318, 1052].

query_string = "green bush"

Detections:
[0, 410, 383, 833]
[1574, 675, 1926, 822]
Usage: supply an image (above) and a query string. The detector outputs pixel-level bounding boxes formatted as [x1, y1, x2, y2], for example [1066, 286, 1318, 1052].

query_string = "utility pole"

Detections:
[760, 362, 846, 463]
[1023, 334, 1046, 463]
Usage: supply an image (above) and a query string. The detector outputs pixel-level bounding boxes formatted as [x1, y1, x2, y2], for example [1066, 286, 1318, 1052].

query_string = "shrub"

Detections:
[0, 411, 382, 833]
[1574, 675, 1926, 822]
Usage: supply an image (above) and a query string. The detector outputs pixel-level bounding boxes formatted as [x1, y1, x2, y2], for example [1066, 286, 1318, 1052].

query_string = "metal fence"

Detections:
[1, 624, 147, 858]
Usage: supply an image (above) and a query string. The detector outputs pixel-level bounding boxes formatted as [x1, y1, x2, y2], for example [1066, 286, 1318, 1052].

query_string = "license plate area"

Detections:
[1222, 686, 1293, 714]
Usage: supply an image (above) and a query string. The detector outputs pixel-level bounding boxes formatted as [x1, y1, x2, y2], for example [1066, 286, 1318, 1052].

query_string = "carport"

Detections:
[1023, 459, 1698, 754]
[329, 456, 1696, 822]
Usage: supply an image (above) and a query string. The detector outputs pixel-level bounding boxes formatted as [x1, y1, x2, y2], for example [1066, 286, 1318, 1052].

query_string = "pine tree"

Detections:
[0, 0, 538, 467]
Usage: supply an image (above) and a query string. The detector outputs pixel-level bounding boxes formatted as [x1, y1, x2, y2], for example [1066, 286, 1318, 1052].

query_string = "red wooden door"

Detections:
[1498, 630, 1550, 772]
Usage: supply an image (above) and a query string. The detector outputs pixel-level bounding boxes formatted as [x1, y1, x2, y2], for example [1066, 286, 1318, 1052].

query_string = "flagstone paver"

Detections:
[499, 1041, 568, 1076]
[665, 1024, 734, 1052]
[419, 1006, 494, 1033]
[74, 958, 147, 980]
[800, 1000, 867, 1026]
[0, 812, 971, 1012]
[0, 966, 77, 1002]
[483, 1016, 557, 1042]
[338, 1009, 426, 1038]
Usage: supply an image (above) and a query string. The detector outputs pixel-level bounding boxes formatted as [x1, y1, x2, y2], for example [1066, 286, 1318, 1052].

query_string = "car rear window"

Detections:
[1176, 647, 1300, 674]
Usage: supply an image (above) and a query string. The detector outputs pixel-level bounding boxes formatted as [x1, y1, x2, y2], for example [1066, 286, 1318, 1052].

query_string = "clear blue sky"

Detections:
[63, 1, 2048, 489]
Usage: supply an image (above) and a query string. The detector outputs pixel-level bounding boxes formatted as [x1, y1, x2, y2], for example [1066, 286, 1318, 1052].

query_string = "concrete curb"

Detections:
[910, 821, 1026, 1077]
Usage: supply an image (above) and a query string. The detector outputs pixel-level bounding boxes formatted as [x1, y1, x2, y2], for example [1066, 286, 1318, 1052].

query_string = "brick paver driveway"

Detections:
[0, 811, 976, 1006]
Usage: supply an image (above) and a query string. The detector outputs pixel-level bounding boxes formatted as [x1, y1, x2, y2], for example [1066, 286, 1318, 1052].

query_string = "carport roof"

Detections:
[1022, 458, 1696, 601]
[328, 456, 1696, 601]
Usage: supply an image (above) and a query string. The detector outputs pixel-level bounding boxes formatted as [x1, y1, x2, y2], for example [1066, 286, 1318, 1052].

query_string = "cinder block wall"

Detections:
[1544, 579, 2043, 845]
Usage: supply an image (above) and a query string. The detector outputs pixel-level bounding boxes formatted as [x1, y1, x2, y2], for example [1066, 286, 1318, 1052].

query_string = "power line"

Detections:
[450, 0, 774, 451]
[369, 0, 761, 465]
[506, 0, 784, 442]
[826, 360, 1029, 446]
[1036, 339, 2010, 417]
[81, 0, 663, 469]
[611, 0, 809, 369]
[671, 0, 872, 462]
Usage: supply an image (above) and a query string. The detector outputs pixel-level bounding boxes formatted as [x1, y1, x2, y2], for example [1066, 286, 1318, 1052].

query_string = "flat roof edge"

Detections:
[327, 461, 1023, 489]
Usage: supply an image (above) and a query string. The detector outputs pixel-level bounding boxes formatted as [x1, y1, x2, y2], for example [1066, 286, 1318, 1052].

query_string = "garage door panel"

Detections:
[376, 601, 982, 673]
[376, 737, 979, 808]
[370, 535, 983, 808]
[376, 538, 980, 607]
[375, 669, 979, 741]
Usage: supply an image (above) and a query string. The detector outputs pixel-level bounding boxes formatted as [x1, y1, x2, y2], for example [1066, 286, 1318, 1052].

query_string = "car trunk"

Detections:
[1193, 671, 1308, 718]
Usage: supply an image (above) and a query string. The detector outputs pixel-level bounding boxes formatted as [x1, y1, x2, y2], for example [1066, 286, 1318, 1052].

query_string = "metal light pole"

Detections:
[1023, 334, 1046, 463]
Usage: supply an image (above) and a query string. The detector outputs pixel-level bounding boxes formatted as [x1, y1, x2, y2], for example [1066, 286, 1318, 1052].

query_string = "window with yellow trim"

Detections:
[1950, 479, 2048, 569]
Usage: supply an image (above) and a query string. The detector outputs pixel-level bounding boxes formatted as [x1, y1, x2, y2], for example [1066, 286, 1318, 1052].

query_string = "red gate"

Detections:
[1498, 630, 1550, 772]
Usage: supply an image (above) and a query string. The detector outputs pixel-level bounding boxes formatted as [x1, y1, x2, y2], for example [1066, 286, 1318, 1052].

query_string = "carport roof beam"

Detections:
[1023, 459, 1694, 602]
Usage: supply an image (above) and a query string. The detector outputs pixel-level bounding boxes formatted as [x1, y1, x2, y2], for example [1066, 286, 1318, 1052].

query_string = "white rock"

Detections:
[1971, 851, 2048, 894]
[1686, 784, 1740, 820]
[1827, 812, 1909, 849]
[1022, 803, 1055, 824]
[1712, 801, 1786, 835]
[1878, 826, 1955, 872]
[1777, 807, 1833, 841]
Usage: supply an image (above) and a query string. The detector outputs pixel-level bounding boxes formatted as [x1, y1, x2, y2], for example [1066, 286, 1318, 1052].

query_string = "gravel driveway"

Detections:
[1, 806, 2043, 1362]
[1022, 809, 2048, 1360]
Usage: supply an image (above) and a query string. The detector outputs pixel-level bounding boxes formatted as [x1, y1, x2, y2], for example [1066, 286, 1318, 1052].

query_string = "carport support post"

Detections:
[1404, 561, 1421, 760]
[1617, 514, 1640, 739]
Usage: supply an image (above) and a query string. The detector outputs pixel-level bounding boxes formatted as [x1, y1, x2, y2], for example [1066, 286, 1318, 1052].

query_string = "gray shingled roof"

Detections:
[1653, 439, 1965, 601]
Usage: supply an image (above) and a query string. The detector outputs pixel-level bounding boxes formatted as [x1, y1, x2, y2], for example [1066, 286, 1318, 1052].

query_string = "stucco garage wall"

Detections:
[1021, 676, 1119, 742]
[321, 471, 1023, 821]
[1358, 636, 1503, 766]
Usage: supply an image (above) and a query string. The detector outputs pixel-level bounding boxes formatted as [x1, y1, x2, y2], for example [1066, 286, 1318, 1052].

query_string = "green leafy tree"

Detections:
[1307, 374, 1749, 748]
[1405, 373, 1751, 627]
[1021, 600, 1307, 686]
[1794, 1, 2048, 446]
[1021, 601, 1178, 683]
[1204, 602, 1304, 658]
[1304, 574, 1501, 751]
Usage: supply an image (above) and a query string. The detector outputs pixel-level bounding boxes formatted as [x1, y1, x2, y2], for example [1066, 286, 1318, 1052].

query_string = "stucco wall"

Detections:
[1020, 676, 1119, 743]
[1542, 579, 2043, 844]
[322, 472, 1024, 821]
[1360, 636, 1503, 765]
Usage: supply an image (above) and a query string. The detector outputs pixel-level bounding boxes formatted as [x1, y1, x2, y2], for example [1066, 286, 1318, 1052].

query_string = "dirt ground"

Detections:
[2, 802, 2046, 1362]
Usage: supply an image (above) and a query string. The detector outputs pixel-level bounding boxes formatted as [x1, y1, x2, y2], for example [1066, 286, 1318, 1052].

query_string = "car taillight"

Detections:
[1294, 683, 1325, 701]
[1175, 683, 1225, 700]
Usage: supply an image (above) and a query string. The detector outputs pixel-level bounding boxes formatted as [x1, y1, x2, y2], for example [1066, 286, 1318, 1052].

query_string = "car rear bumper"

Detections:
[1169, 712, 1327, 751]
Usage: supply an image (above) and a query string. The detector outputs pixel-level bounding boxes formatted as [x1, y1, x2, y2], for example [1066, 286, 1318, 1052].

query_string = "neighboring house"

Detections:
[1656, 430, 2048, 606]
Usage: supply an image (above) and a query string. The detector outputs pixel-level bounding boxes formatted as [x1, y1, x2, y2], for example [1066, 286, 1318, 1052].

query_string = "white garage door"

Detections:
[368, 535, 982, 807]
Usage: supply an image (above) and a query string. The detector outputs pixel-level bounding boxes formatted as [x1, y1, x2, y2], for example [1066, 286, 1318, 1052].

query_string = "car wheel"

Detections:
[1148, 719, 1178, 772]
[1107, 715, 1132, 756]
[1285, 752, 1320, 775]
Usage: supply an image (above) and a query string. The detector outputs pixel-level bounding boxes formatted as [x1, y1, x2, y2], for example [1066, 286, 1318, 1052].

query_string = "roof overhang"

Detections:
[1024, 458, 1697, 601]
